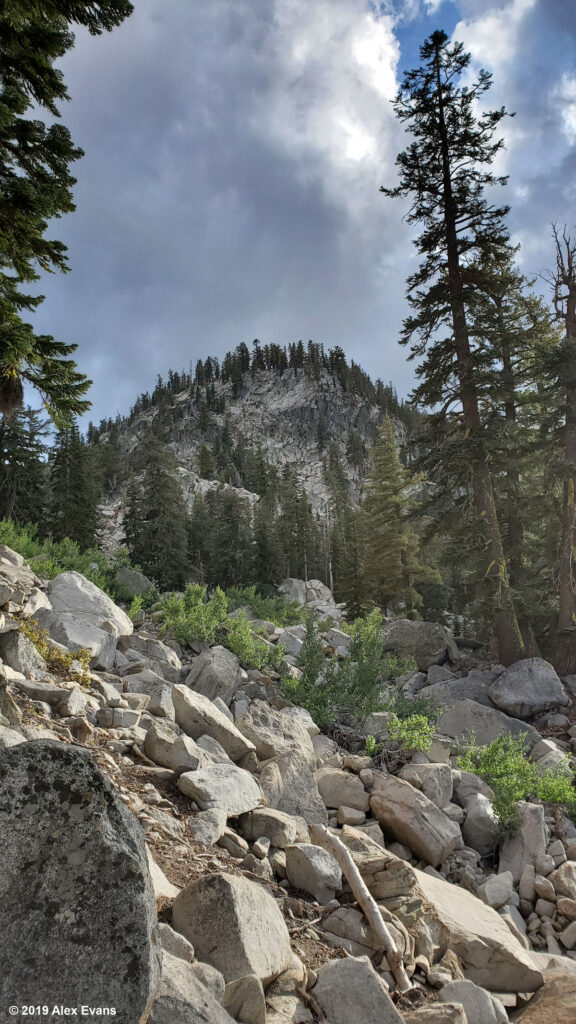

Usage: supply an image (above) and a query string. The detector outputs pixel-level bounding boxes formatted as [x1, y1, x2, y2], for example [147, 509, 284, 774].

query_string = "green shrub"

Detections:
[128, 594, 144, 621]
[224, 611, 285, 671]
[224, 585, 302, 626]
[383, 685, 440, 724]
[21, 619, 91, 687]
[160, 584, 228, 644]
[387, 713, 434, 752]
[284, 608, 415, 729]
[364, 735, 382, 757]
[0, 519, 145, 602]
[458, 733, 576, 834]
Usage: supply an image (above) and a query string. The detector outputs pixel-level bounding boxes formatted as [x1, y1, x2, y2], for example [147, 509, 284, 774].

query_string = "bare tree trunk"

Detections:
[309, 823, 412, 993]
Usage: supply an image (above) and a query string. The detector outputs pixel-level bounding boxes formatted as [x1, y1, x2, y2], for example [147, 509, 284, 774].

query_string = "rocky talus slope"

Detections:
[2, 546, 576, 1022]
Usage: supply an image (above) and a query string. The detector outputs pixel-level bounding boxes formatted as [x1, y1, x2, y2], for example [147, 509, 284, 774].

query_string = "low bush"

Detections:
[224, 585, 302, 627]
[364, 735, 382, 757]
[21, 619, 91, 687]
[224, 610, 285, 671]
[160, 586, 286, 670]
[284, 608, 415, 729]
[0, 519, 144, 602]
[458, 733, 576, 833]
[160, 584, 228, 644]
[383, 685, 440, 724]
[387, 713, 435, 752]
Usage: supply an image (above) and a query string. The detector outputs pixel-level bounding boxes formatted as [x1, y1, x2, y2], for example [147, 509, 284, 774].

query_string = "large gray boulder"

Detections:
[272, 750, 328, 825]
[47, 570, 133, 637]
[498, 802, 549, 883]
[173, 685, 256, 762]
[316, 765, 370, 812]
[124, 669, 175, 718]
[461, 793, 500, 857]
[33, 607, 118, 671]
[178, 763, 262, 843]
[0, 558, 38, 605]
[149, 951, 236, 1024]
[414, 867, 543, 992]
[185, 646, 243, 706]
[172, 872, 293, 984]
[144, 719, 203, 774]
[312, 956, 404, 1024]
[238, 807, 309, 848]
[285, 843, 342, 904]
[423, 673, 495, 708]
[0, 740, 161, 1016]
[278, 578, 307, 606]
[0, 628, 47, 678]
[116, 566, 156, 598]
[436, 699, 540, 747]
[399, 762, 453, 809]
[237, 699, 316, 766]
[439, 980, 508, 1024]
[370, 775, 463, 866]
[381, 619, 460, 670]
[488, 658, 570, 720]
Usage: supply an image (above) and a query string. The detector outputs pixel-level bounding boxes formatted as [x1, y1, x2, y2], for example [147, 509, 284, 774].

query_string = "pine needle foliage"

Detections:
[0, 1, 133, 424]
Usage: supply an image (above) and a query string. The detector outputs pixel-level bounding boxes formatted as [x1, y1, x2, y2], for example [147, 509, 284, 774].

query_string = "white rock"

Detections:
[312, 956, 403, 1024]
[499, 803, 549, 883]
[440, 979, 508, 1024]
[462, 793, 499, 857]
[172, 685, 256, 762]
[47, 571, 133, 637]
[477, 872, 514, 910]
[185, 646, 242, 706]
[285, 843, 342, 904]
[178, 763, 261, 819]
[172, 871, 293, 984]
[370, 775, 463, 867]
[316, 765, 370, 812]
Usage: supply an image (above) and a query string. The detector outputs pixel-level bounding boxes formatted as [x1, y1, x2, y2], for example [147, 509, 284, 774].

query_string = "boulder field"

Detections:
[1, 545, 576, 1022]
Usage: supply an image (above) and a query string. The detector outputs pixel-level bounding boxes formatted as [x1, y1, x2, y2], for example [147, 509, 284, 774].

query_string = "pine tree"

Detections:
[253, 491, 283, 584]
[0, 407, 49, 523]
[197, 443, 216, 479]
[203, 489, 253, 588]
[382, 30, 524, 663]
[187, 491, 211, 582]
[541, 228, 576, 673]
[331, 505, 368, 619]
[48, 422, 100, 547]
[362, 419, 437, 615]
[0, 1, 132, 424]
[125, 446, 189, 590]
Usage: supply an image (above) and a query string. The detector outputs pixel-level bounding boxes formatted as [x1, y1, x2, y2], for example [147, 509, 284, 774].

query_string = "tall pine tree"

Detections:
[382, 31, 524, 663]
[362, 418, 437, 615]
[124, 445, 189, 591]
[0, 406, 49, 523]
[48, 422, 100, 547]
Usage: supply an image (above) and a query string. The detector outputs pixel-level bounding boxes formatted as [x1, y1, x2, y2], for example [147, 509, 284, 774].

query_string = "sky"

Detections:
[29, 0, 576, 426]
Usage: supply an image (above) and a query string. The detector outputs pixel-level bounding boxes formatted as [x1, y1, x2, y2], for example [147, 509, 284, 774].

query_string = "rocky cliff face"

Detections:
[103, 367, 406, 509]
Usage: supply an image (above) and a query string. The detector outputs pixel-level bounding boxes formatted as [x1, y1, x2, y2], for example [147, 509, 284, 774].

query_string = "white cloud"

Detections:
[246, 1, 402, 217]
[553, 74, 576, 144]
[455, 0, 537, 72]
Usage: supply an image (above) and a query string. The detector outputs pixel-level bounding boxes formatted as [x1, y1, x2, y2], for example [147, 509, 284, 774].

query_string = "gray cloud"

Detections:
[27, 0, 576, 425]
